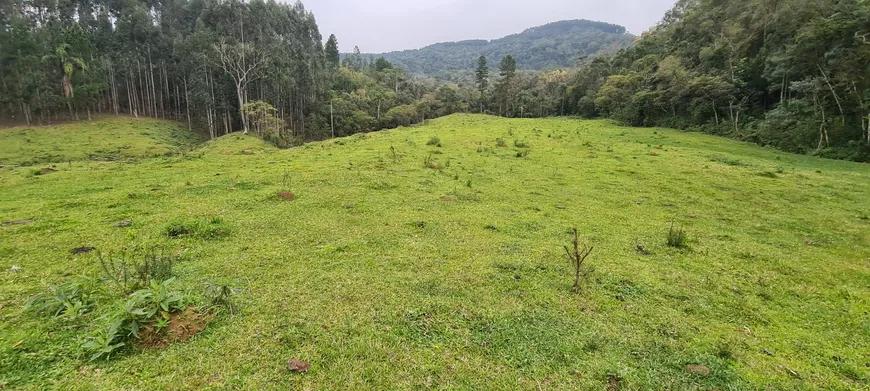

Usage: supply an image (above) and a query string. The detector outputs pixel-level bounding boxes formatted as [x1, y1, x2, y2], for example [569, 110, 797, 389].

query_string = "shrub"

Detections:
[495, 138, 508, 147]
[123, 279, 187, 327]
[710, 156, 750, 167]
[82, 320, 126, 361]
[165, 216, 229, 240]
[98, 248, 176, 293]
[27, 276, 102, 318]
[83, 278, 188, 361]
[666, 223, 687, 248]
[516, 149, 530, 158]
[514, 139, 530, 148]
[205, 283, 238, 314]
[426, 136, 442, 147]
[423, 155, 442, 170]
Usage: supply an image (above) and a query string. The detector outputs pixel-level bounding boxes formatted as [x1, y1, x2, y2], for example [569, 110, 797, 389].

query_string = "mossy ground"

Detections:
[0, 115, 868, 390]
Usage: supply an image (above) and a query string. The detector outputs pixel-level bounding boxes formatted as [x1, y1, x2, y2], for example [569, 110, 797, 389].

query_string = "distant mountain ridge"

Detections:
[361, 20, 635, 75]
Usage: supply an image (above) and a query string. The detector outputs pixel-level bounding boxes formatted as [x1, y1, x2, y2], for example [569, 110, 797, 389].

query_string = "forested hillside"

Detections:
[362, 20, 635, 75]
[0, 0, 327, 141]
[564, 0, 870, 160]
[0, 0, 468, 144]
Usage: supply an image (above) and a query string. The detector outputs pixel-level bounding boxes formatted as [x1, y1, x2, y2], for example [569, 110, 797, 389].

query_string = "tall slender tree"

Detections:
[497, 55, 517, 116]
[475, 55, 489, 113]
[325, 34, 340, 69]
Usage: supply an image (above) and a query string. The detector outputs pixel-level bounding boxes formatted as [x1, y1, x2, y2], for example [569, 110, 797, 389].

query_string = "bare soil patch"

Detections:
[138, 307, 210, 349]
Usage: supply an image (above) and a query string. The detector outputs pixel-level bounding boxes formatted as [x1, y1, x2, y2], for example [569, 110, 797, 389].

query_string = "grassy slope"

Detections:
[0, 115, 868, 390]
[0, 116, 204, 166]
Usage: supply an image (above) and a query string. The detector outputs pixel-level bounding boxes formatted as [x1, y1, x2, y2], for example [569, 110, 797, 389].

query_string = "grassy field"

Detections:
[0, 117, 203, 166]
[0, 115, 868, 390]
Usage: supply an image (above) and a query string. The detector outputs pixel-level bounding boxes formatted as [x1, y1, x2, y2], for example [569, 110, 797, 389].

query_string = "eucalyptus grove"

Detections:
[0, 0, 327, 142]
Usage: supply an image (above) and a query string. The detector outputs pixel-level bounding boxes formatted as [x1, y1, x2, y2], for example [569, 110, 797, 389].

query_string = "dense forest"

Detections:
[565, 0, 870, 160]
[0, 0, 329, 143]
[0, 0, 472, 144]
[363, 20, 635, 76]
[1, 0, 869, 160]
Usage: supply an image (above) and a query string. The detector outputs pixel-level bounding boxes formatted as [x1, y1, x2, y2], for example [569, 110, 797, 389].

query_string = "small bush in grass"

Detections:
[276, 171, 296, 200]
[424, 155, 442, 170]
[165, 216, 229, 240]
[514, 139, 530, 148]
[205, 282, 238, 314]
[426, 136, 441, 147]
[27, 276, 102, 318]
[710, 156, 750, 167]
[666, 223, 687, 248]
[516, 149, 530, 158]
[98, 247, 176, 293]
[496, 138, 508, 147]
[82, 319, 126, 361]
[84, 278, 188, 361]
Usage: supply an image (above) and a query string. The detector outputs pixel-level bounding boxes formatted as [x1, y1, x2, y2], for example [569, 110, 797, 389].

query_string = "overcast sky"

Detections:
[300, 0, 677, 53]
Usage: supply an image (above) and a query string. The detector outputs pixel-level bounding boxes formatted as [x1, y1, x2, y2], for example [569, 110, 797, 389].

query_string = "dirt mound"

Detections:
[287, 359, 311, 373]
[277, 191, 296, 200]
[138, 307, 210, 349]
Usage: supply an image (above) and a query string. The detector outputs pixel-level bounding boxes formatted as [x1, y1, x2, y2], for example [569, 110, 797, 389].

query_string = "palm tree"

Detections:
[47, 44, 87, 118]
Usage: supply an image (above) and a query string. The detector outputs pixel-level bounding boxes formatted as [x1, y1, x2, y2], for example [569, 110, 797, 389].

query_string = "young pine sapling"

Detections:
[564, 228, 594, 294]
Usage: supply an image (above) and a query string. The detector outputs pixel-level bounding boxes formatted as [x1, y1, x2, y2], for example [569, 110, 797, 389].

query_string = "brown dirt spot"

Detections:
[2, 218, 35, 226]
[606, 375, 623, 391]
[39, 167, 56, 174]
[70, 247, 96, 255]
[440, 195, 456, 202]
[115, 220, 133, 228]
[277, 191, 297, 200]
[342, 203, 354, 209]
[241, 149, 254, 155]
[685, 364, 711, 376]
[138, 307, 210, 349]
[287, 358, 311, 373]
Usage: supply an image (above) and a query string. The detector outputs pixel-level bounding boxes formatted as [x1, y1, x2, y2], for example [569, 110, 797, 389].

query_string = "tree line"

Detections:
[563, 0, 870, 161]
[0, 0, 487, 145]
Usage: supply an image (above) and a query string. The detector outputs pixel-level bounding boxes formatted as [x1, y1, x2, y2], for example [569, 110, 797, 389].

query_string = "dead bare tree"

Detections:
[564, 228, 594, 294]
[214, 40, 266, 134]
